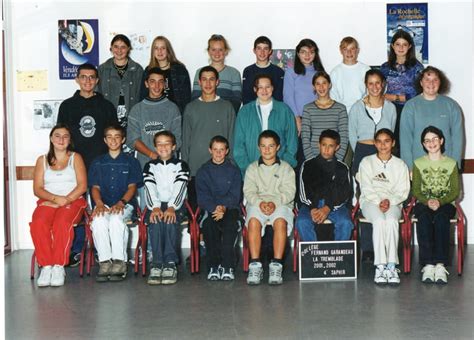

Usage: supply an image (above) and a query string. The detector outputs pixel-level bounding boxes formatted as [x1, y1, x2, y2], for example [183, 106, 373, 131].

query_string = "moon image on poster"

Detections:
[61, 40, 88, 65]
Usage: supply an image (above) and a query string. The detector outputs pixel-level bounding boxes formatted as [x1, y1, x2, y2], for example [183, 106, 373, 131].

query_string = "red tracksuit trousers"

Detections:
[29, 197, 87, 266]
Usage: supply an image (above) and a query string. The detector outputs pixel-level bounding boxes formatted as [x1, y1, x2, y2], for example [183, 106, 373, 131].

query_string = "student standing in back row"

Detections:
[192, 34, 242, 113]
[242, 36, 284, 104]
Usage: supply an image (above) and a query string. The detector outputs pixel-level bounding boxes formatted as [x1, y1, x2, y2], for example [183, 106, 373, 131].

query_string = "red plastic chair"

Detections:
[30, 209, 91, 279]
[401, 198, 466, 275]
[133, 207, 149, 277]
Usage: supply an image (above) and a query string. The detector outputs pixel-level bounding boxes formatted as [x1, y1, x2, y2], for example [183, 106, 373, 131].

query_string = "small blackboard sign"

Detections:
[299, 241, 357, 281]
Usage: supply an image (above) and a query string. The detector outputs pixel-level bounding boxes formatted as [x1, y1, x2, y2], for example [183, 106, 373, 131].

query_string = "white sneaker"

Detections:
[50, 265, 66, 287]
[268, 262, 283, 285]
[434, 263, 449, 284]
[374, 266, 387, 284]
[421, 264, 435, 283]
[385, 267, 401, 285]
[37, 265, 52, 287]
[247, 262, 263, 285]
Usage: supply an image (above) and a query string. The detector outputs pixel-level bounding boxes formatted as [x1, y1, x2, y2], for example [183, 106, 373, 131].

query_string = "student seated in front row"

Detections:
[296, 129, 353, 242]
[143, 131, 189, 285]
[89, 124, 143, 282]
[243, 130, 296, 285]
[196, 136, 242, 281]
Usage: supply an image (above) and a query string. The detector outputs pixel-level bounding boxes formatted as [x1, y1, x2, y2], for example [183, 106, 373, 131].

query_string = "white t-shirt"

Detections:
[365, 105, 382, 125]
[258, 101, 273, 131]
[330, 62, 371, 113]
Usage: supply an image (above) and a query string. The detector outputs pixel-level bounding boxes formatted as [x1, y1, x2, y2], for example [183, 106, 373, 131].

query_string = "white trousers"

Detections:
[361, 202, 401, 266]
[91, 204, 134, 262]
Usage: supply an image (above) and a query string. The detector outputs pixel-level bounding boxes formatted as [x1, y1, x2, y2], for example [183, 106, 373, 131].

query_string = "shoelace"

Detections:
[249, 266, 261, 278]
[269, 265, 282, 277]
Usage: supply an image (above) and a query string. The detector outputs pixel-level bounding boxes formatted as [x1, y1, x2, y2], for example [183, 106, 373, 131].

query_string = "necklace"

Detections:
[377, 155, 392, 169]
[159, 61, 170, 69]
[114, 60, 128, 78]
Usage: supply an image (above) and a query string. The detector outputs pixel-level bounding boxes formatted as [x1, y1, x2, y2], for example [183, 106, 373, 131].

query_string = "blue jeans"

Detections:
[147, 203, 179, 267]
[296, 202, 353, 242]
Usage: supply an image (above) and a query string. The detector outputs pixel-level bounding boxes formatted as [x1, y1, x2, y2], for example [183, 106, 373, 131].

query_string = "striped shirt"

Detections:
[301, 101, 348, 160]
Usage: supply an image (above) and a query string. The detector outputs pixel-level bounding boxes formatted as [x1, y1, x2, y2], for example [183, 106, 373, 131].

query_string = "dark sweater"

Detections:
[242, 63, 284, 104]
[195, 159, 242, 213]
[57, 91, 118, 169]
[299, 155, 352, 210]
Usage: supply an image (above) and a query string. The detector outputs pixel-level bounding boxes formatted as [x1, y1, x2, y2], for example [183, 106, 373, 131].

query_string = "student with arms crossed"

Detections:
[196, 136, 242, 281]
[243, 130, 296, 285]
[143, 131, 189, 285]
[296, 130, 353, 241]
[88, 124, 143, 282]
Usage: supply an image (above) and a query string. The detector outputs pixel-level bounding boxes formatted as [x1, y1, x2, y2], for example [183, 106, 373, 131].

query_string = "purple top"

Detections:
[283, 65, 317, 116]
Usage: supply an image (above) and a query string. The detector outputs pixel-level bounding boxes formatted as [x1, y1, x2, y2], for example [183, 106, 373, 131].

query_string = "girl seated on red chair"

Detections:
[358, 128, 410, 285]
[412, 126, 460, 284]
[30, 123, 87, 287]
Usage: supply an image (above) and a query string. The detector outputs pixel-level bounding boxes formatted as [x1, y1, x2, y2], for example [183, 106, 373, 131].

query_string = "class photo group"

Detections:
[30, 30, 464, 289]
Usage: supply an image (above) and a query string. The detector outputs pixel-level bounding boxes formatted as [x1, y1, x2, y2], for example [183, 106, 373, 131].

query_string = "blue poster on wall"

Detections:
[58, 19, 99, 79]
[386, 3, 428, 64]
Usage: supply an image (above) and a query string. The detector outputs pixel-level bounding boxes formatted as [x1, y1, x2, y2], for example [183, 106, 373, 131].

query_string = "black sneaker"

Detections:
[67, 253, 81, 268]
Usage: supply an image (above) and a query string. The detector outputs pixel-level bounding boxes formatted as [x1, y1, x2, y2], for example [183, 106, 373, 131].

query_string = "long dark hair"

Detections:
[47, 123, 74, 166]
[387, 30, 419, 69]
[294, 39, 325, 75]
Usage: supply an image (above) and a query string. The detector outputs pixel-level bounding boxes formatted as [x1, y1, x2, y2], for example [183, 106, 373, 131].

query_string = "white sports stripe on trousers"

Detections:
[91, 204, 134, 262]
[361, 202, 401, 266]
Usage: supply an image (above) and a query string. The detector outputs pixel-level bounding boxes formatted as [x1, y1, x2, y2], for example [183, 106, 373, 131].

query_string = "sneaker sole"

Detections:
[268, 280, 283, 285]
[374, 280, 388, 285]
[435, 279, 448, 285]
[161, 278, 177, 285]
[96, 275, 109, 283]
[422, 278, 434, 283]
[37, 282, 50, 287]
[147, 279, 161, 285]
[50, 282, 65, 287]
[109, 273, 127, 282]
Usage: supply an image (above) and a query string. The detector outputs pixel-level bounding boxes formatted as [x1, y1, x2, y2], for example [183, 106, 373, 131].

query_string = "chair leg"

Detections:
[190, 219, 196, 274]
[30, 251, 36, 280]
[457, 217, 464, 276]
[242, 227, 249, 272]
[293, 229, 299, 273]
[194, 217, 200, 273]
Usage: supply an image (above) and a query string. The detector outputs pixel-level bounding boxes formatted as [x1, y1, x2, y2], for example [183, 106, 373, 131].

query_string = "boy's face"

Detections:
[155, 135, 176, 160]
[254, 43, 272, 63]
[75, 69, 98, 93]
[319, 137, 340, 160]
[104, 129, 125, 152]
[209, 141, 229, 165]
[146, 73, 165, 99]
[258, 137, 280, 163]
[198, 71, 219, 96]
[340, 43, 359, 65]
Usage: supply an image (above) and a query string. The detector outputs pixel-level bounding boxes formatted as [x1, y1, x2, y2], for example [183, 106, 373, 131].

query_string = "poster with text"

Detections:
[58, 19, 99, 79]
[387, 3, 428, 63]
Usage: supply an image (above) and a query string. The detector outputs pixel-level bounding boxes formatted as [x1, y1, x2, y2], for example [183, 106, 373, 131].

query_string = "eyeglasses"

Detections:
[423, 137, 440, 144]
[78, 75, 97, 81]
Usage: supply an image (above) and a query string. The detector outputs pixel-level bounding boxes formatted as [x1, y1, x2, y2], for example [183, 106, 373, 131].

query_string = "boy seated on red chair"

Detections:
[196, 135, 242, 281]
[296, 129, 353, 242]
[88, 123, 143, 282]
[143, 130, 190, 285]
[243, 130, 296, 285]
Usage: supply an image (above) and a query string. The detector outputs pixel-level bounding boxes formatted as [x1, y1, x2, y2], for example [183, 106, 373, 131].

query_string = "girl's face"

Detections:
[153, 40, 168, 63]
[111, 40, 130, 62]
[366, 74, 384, 97]
[392, 38, 411, 59]
[420, 71, 441, 97]
[375, 133, 394, 157]
[422, 132, 443, 154]
[313, 76, 331, 98]
[50, 128, 71, 151]
[208, 40, 227, 63]
[298, 46, 316, 66]
[255, 77, 274, 103]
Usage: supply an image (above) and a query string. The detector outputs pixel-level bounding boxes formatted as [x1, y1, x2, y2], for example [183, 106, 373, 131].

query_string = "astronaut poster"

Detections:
[386, 3, 428, 64]
[58, 19, 99, 79]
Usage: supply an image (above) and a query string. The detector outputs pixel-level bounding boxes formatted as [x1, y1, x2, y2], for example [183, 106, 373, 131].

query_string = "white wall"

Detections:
[5, 0, 473, 249]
